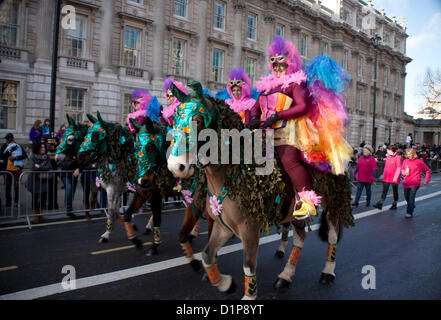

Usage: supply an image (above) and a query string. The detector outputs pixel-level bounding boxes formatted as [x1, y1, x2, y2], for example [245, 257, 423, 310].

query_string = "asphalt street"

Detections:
[1, 175, 441, 300]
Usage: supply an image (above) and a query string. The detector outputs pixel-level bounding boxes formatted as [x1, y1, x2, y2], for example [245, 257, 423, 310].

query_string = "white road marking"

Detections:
[1, 190, 441, 300]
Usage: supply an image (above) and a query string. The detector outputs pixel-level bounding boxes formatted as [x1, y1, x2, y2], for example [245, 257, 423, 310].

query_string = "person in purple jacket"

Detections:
[373, 145, 402, 210]
[352, 145, 377, 207]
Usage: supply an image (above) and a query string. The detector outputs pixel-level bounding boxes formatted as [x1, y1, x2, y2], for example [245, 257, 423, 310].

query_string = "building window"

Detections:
[65, 88, 85, 123]
[0, 0, 19, 46]
[65, 15, 87, 58]
[123, 26, 142, 67]
[174, 0, 187, 18]
[356, 88, 362, 110]
[171, 38, 187, 76]
[0, 80, 18, 130]
[394, 72, 398, 91]
[342, 49, 348, 70]
[214, 1, 226, 31]
[383, 67, 388, 87]
[245, 57, 257, 84]
[247, 13, 257, 40]
[357, 57, 363, 78]
[276, 24, 285, 37]
[212, 49, 224, 83]
[321, 43, 328, 55]
[394, 99, 399, 117]
[122, 93, 132, 123]
[359, 125, 364, 144]
[300, 34, 308, 57]
[372, 61, 376, 81]
[128, 0, 142, 4]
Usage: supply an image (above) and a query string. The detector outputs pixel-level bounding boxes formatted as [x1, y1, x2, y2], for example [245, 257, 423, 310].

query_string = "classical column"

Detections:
[98, 0, 114, 74]
[151, 0, 165, 85]
[232, 2, 245, 67]
[195, 0, 208, 85]
[35, 0, 54, 65]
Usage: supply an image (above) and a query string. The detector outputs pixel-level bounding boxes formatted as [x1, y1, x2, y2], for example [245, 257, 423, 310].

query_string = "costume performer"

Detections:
[162, 78, 189, 127]
[126, 89, 161, 133]
[249, 36, 319, 218]
[225, 66, 257, 126]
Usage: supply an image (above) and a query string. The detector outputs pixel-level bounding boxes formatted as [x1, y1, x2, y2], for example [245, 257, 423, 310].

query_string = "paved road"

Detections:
[1, 175, 441, 300]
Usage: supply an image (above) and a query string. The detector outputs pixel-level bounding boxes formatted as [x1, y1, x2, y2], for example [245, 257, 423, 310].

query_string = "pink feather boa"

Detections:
[225, 98, 256, 114]
[161, 99, 180, 126]
[126, 109, 147, 133]
[256, 70, 307, 94]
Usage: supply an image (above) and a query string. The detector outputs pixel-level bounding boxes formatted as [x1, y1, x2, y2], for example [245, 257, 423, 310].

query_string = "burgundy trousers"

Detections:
[276, 145, 312, 193]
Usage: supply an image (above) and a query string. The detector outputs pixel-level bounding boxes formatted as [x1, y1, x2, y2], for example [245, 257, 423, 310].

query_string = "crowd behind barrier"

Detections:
[0, 169, 184, 229]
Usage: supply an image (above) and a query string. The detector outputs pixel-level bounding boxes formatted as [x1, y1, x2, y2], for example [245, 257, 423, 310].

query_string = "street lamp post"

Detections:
[388, 117, 393, 145]
[48, 0, 62, 156]
[371, 34, 381, 150]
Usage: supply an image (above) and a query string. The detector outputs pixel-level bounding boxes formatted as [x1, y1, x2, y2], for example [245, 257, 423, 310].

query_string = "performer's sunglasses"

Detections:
[272, 63, 287, 71]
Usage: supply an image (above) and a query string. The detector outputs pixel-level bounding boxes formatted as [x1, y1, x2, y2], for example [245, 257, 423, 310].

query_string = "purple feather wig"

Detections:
[267, 35, 302, 75]
[226, 66, 253, 101]
[127, 89, 153, 132]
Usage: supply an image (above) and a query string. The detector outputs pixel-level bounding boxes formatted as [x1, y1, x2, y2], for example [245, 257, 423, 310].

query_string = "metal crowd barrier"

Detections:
[0, 171, 16, 219]
[427, 159, 441, 173]
[18, 170, 108, 229]
[12, 169, 184, 230]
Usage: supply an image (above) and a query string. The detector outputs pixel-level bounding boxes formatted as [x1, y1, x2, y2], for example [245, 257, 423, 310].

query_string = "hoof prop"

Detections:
[273, 277, 290, 290]
[274, 250, 285, 259]
[319, 273, 335, 285]
[190, 259, 201, 272]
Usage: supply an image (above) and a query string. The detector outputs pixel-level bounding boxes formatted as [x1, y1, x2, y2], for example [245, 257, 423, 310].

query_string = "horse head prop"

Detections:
[167, 81, 216, 179]
[55, 114, 89, 164]
[130, 117, 165, 190]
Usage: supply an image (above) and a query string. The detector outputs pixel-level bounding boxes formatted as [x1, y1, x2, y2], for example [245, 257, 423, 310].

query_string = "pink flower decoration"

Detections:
[209, 195, 223, 216]
[126, 182, 136, 192]
[95, 177, 101, 188]
[181, 190, 193, 204]
[299, 189, 322, 206]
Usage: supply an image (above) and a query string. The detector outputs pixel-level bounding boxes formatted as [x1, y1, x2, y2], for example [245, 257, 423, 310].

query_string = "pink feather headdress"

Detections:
[161, 78, 188, 125]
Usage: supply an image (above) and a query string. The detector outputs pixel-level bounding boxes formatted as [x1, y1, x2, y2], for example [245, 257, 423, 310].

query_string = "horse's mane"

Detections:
[96, 122, 137, 183]
[206, 96, 284, 231]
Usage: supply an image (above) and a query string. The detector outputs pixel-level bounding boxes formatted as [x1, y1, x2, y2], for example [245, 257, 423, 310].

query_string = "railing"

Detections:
[0, 169, 185, 230]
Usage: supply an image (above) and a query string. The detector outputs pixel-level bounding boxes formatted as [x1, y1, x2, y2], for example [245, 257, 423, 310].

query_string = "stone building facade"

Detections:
[0, 0, 412, 147]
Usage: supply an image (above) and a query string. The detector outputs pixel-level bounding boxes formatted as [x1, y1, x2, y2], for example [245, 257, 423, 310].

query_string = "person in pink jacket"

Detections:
[352, 145, 377, 207]
[373, 145, 402, 210]
[401, 148, 431, 218]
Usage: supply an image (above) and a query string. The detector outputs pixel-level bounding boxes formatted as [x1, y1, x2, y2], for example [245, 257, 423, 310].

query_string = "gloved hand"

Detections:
[261, 113, 279, 128]
[368, 176, 375, 183]
[248, 116, 261, 130]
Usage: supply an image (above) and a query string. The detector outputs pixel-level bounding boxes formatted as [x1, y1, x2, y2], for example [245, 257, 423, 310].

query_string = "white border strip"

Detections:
[2, 190, 441, 300]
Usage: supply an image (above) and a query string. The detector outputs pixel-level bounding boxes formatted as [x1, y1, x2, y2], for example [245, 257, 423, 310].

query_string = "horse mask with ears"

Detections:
[167, 81, 216, 178]
[79, 111, 112, 156]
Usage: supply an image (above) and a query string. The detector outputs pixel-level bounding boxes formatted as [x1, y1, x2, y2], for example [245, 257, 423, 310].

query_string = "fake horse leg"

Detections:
[124, 194, 144, 250]
[189, 219, 201, 241]
[274, 220, 306, 289]
[320, 213, 339, 285]
[202, 222, 235, 293]
[146, 191, 162, 256]
[240, 223, 261, 300]
[179, 206, 202, 271]
[275, 223, 290, 259]
[144, 215, 153, 234]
